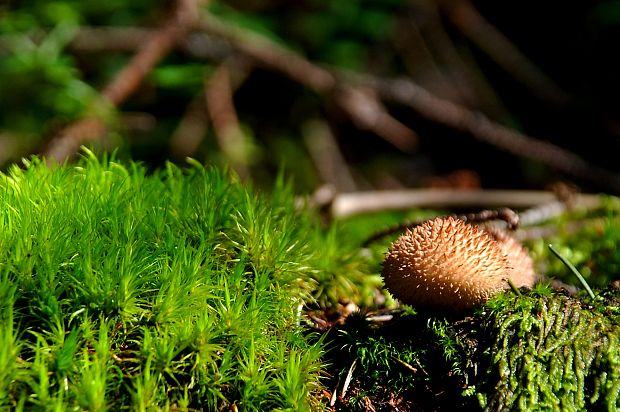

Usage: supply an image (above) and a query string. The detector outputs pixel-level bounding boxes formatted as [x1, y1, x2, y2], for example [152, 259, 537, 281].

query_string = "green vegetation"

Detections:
[323, 309, 480, 410]
[324, 287, 620, 411]
[3, 0, 620, 409]
[2, 151, 620, 410]
[480, 292, 620, 410]
[528, 198, 620, 288]
[0, 150, 378, 410]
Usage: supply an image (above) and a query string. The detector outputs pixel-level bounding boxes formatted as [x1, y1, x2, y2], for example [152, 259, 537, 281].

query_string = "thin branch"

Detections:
[393, 12, 458, 101]
[442, 0, 572, 106]
[41, 6, 620, 194]
[196, 12, 620, 192]
[66, 26, 232, 62]
[328, 189, 602, 218]
[400, 0, 503, 115]
[69, 27, 153, 53]
[335, 86, 418, 152]
[102, 0, 200, 105]
[169, 91, 210, 160]
[44, 0, 203, 163]
[514, 218, 604, 242]
[372, 77, 620, 193]
[196, 13, 419, 152]
[205, 59, 252, 179]
[361, 207, 521, 246]
[44, 118, 109, 165]
[198, 14, 335, 93]
[302, 119, 358, 192]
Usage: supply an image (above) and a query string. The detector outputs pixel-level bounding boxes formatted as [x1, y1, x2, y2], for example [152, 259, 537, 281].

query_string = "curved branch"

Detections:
[373, 77, 620, 192]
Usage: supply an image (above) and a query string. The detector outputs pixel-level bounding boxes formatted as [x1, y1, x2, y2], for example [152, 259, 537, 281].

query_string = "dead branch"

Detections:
[196, 13, 419, 151]
[205, 59, 252, 179]
[335, 86, 418, 152]
[102, 0, 200, 105]
[302, 119, 358, 192]
[328, 189, 602, 218]
[514, 218, 605, 242]
[441, 0, 572, 106]
[399, 0, 502, 115]
[44, 0, 203, 163]
[169, 92, 210, 160]
[69, 27, 153, 53]
[41, 6, 620, 193]
[197, 13, 335, 93]
[373, 77, 620, 192]
[196, 12, 620, 192]
[398, 0, 503, 117]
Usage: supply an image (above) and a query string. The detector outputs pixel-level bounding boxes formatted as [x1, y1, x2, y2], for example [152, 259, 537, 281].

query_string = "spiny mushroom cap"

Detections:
[382, 216, 537, 310]
[484, 225, 537, 288]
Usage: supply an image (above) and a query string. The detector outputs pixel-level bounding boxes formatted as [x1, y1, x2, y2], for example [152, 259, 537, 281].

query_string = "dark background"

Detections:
[1, 0, 619, 193]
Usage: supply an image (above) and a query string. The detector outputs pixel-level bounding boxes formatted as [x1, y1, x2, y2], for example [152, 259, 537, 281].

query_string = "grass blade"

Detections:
[548, 244, 595, 299]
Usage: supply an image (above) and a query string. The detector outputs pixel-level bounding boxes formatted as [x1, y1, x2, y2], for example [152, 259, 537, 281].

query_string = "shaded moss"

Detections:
[479, 293, 620, 411]
[324, 289, 620, 411]
[322, 309, 481, 411]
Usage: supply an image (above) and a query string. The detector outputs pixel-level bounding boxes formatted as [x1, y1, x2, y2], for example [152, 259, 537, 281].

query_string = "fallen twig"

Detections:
[196, 13, 419, 152]
[205, 58, 253, 178]
[341, 359, 357, 400]
[197, 12, 620, 193]
[328, 189, 602, 218]
[302, 119, 358, 192]
[42, 7, 620, 194]
[442, 0, 571, 106]
[372, 77, 620, 192]
[397, 0, 505, 117]
[169, 91, 210, 160]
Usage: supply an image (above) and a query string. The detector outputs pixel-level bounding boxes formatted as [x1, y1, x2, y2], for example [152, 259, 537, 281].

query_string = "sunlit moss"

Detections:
[0, 150, 377, 410]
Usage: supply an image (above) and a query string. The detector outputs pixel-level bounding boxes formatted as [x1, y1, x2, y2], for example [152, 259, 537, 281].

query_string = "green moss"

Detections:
[479, 293, 620, 411]
[323, 309, 481, 411]
[528, 196, 620, 287]
[4, 150, 620, 410]
[0, 150, 378, 410]
[324, 287, 620, 411]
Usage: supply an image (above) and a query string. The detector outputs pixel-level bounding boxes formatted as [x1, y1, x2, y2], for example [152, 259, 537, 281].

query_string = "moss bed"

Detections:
[1, 151, 619, 411]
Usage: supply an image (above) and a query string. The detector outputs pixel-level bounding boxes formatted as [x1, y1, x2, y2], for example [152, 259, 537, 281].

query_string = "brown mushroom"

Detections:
[382, 216, 537, 310]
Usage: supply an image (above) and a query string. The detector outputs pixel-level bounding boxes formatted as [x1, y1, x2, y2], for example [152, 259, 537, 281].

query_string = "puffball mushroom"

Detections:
[382, 216, 537, 310]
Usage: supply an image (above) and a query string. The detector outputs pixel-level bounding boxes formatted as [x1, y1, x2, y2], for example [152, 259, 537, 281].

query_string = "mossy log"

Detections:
[480, 293, 620, 411]
[329, 291, 620, 411]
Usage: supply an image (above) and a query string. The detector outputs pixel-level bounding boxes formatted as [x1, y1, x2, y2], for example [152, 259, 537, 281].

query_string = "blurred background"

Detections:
[1, 0, 620, 194]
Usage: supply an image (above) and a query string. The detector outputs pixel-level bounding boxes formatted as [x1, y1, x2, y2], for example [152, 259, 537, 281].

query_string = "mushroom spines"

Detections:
[382, 216, 536, 310]
[484, 226, 537, 288]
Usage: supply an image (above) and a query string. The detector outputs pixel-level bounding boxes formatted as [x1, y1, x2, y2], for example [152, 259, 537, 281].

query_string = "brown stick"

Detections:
[196, 13, 419, 152]
[196, 12, 620, 192]
[44, 0, 203, 163]
[329, 189, 602, 218]
[169, 91, 210, 160]
[302, 119, 358, 192]
[205, 59, 252, 179]
[373, 77, 620, 192]
[442, 0, 571, 106]
[42, 8, 620, 194]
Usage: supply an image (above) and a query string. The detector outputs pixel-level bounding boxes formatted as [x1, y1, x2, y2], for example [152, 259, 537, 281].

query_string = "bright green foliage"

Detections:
[480, 293, 620, 411]
[529, 197, 620, 287]
[0, 150, 376, 410]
